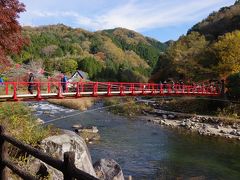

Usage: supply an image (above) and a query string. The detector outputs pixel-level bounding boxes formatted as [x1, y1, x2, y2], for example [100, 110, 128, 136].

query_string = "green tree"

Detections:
[167, 32, 210, 80]
[78, 57, 103, 79]
[150, 53, 176, 82]
[213, 30, 240, 78]
[226, 72, 240, 99]
[60, 59, 78, 74]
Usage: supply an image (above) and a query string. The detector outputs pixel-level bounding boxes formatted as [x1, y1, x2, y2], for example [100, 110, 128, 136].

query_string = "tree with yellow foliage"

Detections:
[213, 30, 240, 78]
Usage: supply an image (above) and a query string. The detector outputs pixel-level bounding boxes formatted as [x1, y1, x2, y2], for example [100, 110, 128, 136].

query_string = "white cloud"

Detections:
[20, 0, 235, 31]
[93, 0, 233, 30]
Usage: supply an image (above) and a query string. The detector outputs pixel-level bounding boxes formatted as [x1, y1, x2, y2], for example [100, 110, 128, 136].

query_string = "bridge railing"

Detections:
[0, 81, 221, 100]
[0, 126, 98, 180]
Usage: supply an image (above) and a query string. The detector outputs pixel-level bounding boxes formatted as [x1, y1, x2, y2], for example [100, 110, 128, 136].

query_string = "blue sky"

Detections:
[19, 0, 235, 42]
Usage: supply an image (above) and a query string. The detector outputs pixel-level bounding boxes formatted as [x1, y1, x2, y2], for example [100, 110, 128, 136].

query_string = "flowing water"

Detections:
[30, 101, 240, 180]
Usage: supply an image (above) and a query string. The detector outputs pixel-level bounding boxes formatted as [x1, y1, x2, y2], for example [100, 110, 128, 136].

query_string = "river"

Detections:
[30, 101, 240, 180]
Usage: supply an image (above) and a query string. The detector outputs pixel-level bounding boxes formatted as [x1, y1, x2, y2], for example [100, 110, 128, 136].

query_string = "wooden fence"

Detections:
[0, 126, 98, 180]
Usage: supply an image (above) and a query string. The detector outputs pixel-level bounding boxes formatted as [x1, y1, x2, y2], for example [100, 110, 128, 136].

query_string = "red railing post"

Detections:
[81, 82, 84, 93]
[93, 82, 98, 96]
[5, 83, 8, 95]
[131, 84, 135, 95]
[175, 84, 178, 95]
[13, 82, 18, 101]
[187, 85, 190, 95]
[168, 84, 171, 94]
[107, 83, 111, 96]
[193, 84, 196, 94]
[47, 82, 51, 93]
[36, 82, 42, 100]
[75, 82, 81, 98]
[57, 82, 63, 98]
[160, 84, 163, 94]
[151, 84, 155, 95]
[141, 84, 145, 95]
[182, 85, 185, 94]
[120, 83, 124, 96]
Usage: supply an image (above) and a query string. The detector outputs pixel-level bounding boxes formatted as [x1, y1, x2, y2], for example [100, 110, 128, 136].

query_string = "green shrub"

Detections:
[104, 97, 152, 117]
[226, 72, 240, 100]
[0, 102, 52, 145]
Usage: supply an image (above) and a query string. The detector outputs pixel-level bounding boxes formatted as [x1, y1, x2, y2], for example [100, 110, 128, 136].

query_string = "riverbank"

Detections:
[102, 96, 240, 141]
[142, 109, 240, 141]
[153, 96, 240, 119]
[48, 97, 95, 111]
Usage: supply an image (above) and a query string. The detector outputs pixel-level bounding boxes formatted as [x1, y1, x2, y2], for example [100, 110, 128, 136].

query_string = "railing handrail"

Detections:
[0, 126, 98, 180]
[0, 81, 222, 101]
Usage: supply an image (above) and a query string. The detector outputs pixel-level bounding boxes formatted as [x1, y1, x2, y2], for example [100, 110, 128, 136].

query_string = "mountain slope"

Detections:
[102, 28, 167, 68]
[13, 25, 165, 82]
[188, 3, 240, 40]
[151, 2, 240, 83]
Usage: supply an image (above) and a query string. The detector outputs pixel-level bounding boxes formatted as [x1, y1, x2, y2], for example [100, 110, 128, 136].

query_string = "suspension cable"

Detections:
[43, 101, 132, 124]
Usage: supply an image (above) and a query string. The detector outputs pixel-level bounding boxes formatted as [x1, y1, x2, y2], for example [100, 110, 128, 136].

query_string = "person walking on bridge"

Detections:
[0, 77, 4, 86]
[28, 73, 34, 94]
[61, 73, 68, 93]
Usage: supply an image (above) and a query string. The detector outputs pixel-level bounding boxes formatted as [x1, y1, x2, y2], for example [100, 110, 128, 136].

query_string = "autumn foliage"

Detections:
[0, 0, 26, 72]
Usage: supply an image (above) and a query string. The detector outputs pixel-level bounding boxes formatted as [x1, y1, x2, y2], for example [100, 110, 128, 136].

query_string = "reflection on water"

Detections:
[32, 102, 240, 180]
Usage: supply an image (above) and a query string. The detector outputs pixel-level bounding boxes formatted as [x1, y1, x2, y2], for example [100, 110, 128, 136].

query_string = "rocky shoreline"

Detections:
[31, 130, 125, 180]
[142, 109, 240, 141]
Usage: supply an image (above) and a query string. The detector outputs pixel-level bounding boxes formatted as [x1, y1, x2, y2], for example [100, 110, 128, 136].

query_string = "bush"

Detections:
[226, 72, 240, 100]
[104, 97, 152, 116]
[0, 102, 52, 145]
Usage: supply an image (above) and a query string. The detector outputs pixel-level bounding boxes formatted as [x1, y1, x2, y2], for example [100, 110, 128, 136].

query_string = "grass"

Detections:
[103, 97, 152, 117]
[0, 102, 56, 179]
[0, 102, 54, 145]
[48, 97, 94, 111]
[217, 103, 240, 120]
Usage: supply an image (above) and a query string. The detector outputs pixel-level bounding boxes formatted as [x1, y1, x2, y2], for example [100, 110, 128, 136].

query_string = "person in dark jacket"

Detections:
[61, 74, 68, 93]
[28, 73, 34, 94]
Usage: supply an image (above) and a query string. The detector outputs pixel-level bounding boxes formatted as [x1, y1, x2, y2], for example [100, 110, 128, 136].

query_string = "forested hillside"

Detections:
[12, 25, 166, 82]
[189, 2, 240, 40]
[151, 1, 240, 98]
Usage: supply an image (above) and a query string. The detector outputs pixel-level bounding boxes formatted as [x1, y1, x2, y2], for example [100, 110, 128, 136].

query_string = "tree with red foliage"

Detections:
[0, 0, 26, 72]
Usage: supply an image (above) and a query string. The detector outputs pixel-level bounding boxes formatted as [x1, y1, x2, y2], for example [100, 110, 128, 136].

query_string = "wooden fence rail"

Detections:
[0, 126, 98, 180]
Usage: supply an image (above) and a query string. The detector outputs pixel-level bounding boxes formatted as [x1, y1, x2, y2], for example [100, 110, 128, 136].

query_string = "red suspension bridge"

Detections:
[0, 81, 221, 101]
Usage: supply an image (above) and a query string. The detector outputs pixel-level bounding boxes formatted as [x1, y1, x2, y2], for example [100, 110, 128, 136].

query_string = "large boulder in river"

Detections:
[93, 159, 124, 180]
[40, 130, 97, 179]
[75, 126, 100, 143]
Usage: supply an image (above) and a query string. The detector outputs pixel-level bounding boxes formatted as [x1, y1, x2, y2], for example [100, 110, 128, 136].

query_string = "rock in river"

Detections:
[75, 126, 100, 143]
[40, 130, 97, 179]
[93, 159, 124, 180]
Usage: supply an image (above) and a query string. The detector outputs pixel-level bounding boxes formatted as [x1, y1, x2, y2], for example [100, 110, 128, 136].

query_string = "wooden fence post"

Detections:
[0, 126, 8, 180]
[63, 151, 75, 180]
